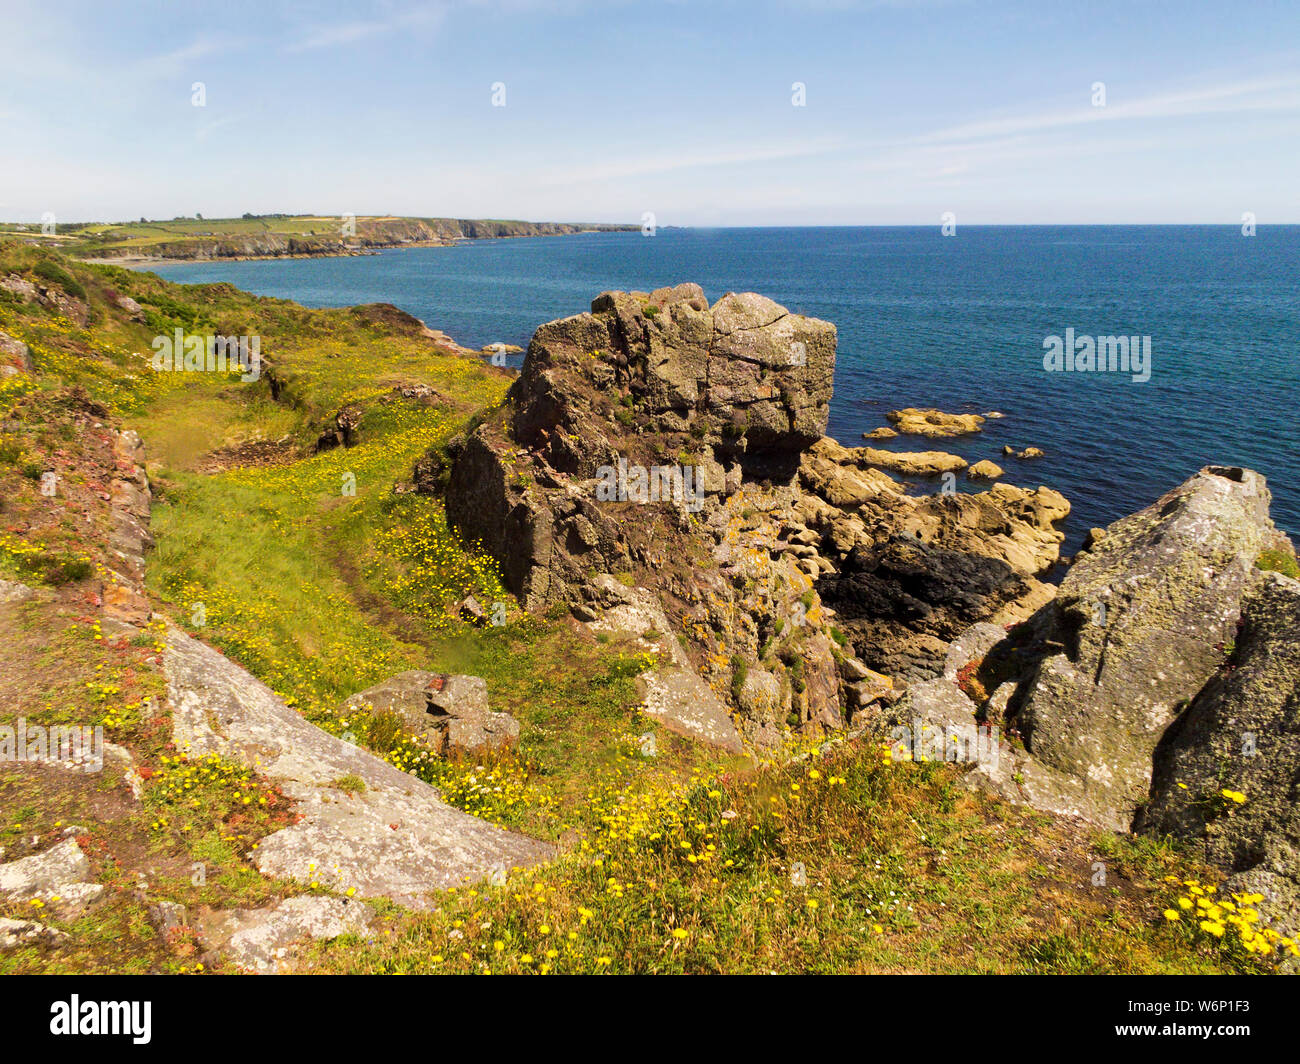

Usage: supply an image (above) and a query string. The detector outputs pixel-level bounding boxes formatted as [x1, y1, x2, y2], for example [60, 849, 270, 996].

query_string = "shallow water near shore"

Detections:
[151, 225, 1300, 551]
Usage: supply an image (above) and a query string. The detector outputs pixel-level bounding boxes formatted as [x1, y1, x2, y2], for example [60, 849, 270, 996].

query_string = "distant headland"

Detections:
[0, 214, 639, 265]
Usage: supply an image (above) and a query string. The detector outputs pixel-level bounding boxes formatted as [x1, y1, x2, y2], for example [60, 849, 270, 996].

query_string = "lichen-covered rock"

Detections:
[0, 838, 104, 917]
[886, 408, 985, 437]
[1017, 466, 1280, 830]
[1138, 573, 1300, 936]
[0, 917, 67, 950]
[426, 674, 521, 756]
[195, 896, 374, 974]
[341, 670, 439, 731]
[639, 666, 744, 754]
[165, 625, 552, 905]
[0, 329, 33, 375]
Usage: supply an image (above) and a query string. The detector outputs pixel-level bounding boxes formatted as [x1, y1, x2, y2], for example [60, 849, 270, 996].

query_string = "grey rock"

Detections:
[0, 917, 67, 950]
[341, 670, 440, 731]
[426, 674, 520, 756]
[0, 330, 32, 373]
[942, 621, 1008, 682]
[0, 838, 104, 916]
[0, 579, 41, 604]
[165, 625, 552, 907]
[1018, 466, 1280, 830]
[196, 896, 373, 974]
[148, 900, 189, 938]
[1138, 573, 1300, 938]
[639, 666, 744, 754]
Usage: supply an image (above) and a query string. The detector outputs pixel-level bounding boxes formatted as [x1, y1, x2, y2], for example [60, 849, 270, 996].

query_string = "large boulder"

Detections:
[341, 671, 520, 757]
[166, 626, 551, 906]
[1138, 573, 1300, 937]
[1016, 466, 1281, 830]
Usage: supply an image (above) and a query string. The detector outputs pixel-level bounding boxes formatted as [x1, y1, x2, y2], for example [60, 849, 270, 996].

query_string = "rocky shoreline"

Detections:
[419, 281, 1300, 941]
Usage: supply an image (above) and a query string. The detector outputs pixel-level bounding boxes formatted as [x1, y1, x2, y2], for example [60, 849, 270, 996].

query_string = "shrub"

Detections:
[1256, 548, 1300, 580]
[31, 259, 87, 300]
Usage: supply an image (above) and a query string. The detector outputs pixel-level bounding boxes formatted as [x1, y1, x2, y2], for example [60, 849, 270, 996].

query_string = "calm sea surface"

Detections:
[153, 226, 1300, 550]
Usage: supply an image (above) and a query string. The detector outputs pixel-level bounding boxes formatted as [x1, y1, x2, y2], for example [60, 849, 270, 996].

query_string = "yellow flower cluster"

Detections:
[1162, 877, 1300, 960]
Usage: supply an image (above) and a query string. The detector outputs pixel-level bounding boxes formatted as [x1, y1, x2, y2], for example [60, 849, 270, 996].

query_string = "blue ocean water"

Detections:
[153, 226, 1299, 551]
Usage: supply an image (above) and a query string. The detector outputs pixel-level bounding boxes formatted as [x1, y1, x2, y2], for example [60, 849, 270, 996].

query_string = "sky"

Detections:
[0, 0, 1297, 225]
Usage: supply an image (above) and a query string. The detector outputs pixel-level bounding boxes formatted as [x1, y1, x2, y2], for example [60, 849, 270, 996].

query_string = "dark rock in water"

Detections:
[1016, 466, 1282, 831]
[1138, 572, 1300, 937]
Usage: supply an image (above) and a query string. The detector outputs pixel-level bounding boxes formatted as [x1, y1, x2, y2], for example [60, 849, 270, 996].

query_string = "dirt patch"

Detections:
[193, 436, 300, 475]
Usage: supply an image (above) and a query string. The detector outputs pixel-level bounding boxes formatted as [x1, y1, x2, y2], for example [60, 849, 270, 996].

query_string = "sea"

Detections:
[152, 226, 1300, 552]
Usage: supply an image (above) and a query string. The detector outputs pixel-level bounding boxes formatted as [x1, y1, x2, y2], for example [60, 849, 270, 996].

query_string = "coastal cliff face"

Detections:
[444, 283, 846, 748]
[440, 284, 1071, 748]
[77, 217, 636, 262]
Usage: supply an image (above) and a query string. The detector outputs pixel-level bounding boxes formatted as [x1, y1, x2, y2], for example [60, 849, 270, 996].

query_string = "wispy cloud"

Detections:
[285, 3, 448, 52]
[915, 74, 1300, 146]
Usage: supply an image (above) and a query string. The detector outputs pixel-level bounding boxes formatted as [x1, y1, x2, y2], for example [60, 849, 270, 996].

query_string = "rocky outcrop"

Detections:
[439, 285, 1069, 750]
[165, 625, 552, 905]
[1138, 572, 1300, 936]
[1, 272, 88, 326]
[0, 837, 104, 918]
[442, 286, 849, 750]
[343, 671, 521, 756]
[1015, 467, 1282, 831]
[195, 895, 374, 974]
[968, 460, 1003, 480]
[886, 408, 985, 437]
[103, 429, 153, 626]
[0, 917, 67, 950]
[855, 446, 967, 477]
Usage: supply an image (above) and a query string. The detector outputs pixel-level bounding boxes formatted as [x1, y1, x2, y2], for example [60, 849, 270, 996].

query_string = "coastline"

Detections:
[69, 225, 638, 270]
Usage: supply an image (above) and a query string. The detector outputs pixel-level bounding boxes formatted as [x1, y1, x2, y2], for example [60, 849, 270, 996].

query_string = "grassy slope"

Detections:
[0, 243, 1282, 973]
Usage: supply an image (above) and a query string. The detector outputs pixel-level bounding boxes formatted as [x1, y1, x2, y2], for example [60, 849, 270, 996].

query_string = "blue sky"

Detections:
[1, 0, 1297, 224]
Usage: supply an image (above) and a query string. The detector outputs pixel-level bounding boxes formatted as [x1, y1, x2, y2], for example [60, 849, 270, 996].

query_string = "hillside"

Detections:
[1, 245, 1296, 975]
[0, 215, 639, 264]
